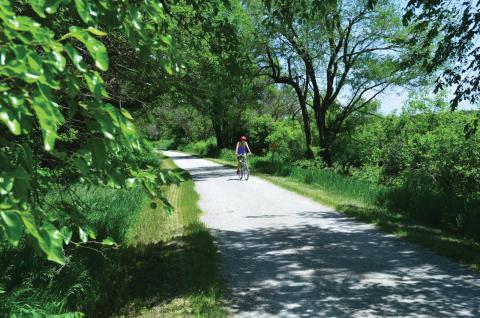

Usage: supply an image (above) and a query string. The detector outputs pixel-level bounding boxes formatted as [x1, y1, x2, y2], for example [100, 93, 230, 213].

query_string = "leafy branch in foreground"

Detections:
[0, 0, 180, 264]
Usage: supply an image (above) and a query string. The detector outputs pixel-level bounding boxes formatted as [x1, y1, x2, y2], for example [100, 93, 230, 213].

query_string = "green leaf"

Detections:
[74, 0, 95, 24]
[101, 237, 117, 246]
[18, 143, 33, 173]
[83, 71, 108, 98]
[0, 174, 14, 195]
[38, 222, 64, 264]
[64, 43, 87, 72]
[68, 27, 108, 71]
[31, 89, 65, 151]
[0, 104, 21, 135]
[48, 51, 66, 71]
[28, 0, 62, 17]
[61, 226, 72, 245]
[84, 224, 96, 239]
[120, 108, 133, 120]
[78, 226, 88, 243]
[29, 0, 47, 18]
[95, 110, 116, 139]
[13, 166, 30, 201]
[20, 211, 64, 264]
[87, 27, 107, 36]
[0, 210, 23, 246]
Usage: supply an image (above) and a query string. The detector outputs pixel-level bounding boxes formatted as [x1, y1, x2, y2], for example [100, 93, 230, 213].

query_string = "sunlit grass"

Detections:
[119, 158, 226, 317]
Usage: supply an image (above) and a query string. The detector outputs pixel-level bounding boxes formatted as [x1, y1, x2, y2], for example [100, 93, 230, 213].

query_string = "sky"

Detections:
[378, 87, 478, 114]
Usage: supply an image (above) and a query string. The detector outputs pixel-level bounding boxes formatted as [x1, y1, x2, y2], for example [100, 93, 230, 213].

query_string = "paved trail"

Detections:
[164, 151, 480, 318]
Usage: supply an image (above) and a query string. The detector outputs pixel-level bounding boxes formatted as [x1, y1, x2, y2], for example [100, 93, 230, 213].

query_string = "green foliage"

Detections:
[404, 0, 480, 108]
[266, 121, 306, 162]
[0, 0, 178, 263]
[246, 114, 275, 155]
[331, 94, 480, 238]
[181, 137, 219, 157]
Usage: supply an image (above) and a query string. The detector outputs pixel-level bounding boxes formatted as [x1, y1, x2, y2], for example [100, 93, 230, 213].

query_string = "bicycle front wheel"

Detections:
[243, 162, 250, 181]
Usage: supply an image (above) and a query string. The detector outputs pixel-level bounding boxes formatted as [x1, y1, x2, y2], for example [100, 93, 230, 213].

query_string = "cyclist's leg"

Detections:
[236, 156, 241, 173]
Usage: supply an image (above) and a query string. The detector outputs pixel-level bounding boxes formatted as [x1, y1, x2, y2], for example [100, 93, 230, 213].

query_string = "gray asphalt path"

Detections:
[164, 150, 480, 318]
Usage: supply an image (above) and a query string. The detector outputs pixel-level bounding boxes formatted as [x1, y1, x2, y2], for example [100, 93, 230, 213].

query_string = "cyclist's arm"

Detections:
[246, 142, 252, 154]
[235, 142, 239, 155]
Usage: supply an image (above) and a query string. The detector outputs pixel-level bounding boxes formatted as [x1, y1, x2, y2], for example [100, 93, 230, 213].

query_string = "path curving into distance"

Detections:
[164, 150, 480, 318]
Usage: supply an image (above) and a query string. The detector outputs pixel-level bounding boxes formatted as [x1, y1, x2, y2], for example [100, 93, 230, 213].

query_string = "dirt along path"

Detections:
[164, 150, 480, 318]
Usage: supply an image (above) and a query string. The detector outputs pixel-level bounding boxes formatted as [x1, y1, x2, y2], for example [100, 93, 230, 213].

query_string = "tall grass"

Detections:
[0, 184, 148, 318]
[289, 167, 386, 206]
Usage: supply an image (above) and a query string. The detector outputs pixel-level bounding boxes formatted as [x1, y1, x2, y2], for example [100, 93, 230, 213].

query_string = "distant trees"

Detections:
[151, 0, 258, 149]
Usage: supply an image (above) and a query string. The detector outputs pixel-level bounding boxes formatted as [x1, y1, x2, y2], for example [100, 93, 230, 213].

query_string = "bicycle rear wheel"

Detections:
[243, 161, 249, 181]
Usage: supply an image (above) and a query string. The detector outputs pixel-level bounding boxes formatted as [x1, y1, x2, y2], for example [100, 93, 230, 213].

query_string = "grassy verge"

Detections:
[117, 158, 226, 317]
[207, 155, 480, 272]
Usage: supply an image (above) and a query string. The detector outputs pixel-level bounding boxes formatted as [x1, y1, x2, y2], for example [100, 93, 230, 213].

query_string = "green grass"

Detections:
[1, 156, 225, 317]
[207, 155, 480, 272]
[114, 158, 226, 317]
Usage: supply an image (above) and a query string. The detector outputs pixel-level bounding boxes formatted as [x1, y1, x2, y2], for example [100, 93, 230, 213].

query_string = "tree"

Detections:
[404, 1, 480, 109]
[147, 0, 258, 149]
[0, 0, 182, 264]
[254, 0, 411, 164]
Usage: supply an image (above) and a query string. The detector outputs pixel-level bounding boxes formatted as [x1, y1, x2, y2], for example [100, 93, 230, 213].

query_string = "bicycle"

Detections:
[238, 154, 250, 181]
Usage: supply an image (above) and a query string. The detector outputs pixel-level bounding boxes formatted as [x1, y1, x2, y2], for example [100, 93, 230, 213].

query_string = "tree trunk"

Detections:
[316, 108, 333, 166]
[293, 86, 314, 159]
[212, 117, 225, 149]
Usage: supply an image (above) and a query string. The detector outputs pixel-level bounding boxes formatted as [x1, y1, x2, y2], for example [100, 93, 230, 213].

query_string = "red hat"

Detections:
[240, 136, 247, 141]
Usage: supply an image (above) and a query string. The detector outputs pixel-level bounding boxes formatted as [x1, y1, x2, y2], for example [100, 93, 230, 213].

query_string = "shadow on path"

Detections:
[214, 212, 480, 317]
[185, 165, 235, 182]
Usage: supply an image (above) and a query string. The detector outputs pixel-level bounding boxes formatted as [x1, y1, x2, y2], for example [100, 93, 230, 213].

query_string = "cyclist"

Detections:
[236, 135, 251, 175]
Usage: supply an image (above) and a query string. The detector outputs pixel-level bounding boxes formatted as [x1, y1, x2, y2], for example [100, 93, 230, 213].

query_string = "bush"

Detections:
[332, 107, 480, 238]
[266, 121, 306, 162]
[246, 115, 275, 155]
[181, 137, 219, 157]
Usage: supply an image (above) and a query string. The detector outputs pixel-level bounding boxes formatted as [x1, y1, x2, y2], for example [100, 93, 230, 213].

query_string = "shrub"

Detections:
[182, 137, 219, 157]
[266, 121, 306, 162]
[246, 115, 275, 155]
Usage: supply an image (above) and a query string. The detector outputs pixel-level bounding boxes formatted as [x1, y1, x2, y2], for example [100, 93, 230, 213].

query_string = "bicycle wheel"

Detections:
[244, 161, 250, 180]
[239, 162, 244, 180]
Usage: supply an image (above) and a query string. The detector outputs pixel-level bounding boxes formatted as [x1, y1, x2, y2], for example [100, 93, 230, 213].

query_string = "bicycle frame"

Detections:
[238, 154, 250, 180]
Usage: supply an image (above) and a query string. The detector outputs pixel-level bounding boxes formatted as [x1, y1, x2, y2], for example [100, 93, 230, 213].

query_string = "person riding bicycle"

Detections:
[236, 136, 251, 175]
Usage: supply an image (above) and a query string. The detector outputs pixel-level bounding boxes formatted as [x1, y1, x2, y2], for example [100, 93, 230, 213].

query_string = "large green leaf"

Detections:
[38, 222, 65, 264]
[29, 0, 48, 18]
[20, 211, 65, 264]
[0, 103, 21, 135]
[60, 226, 72, 245]
[95, 109, 116, 139]
[68, 27, 108, 71]
[84, 71, 108, 98]
[64, 43, 87, 72]
[78, 226, 87, 243]
[31, 89, 65, 151]
[12, 166, 30, 201]
[74, 0, 95, 24]
[0, 210, 23, 246]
